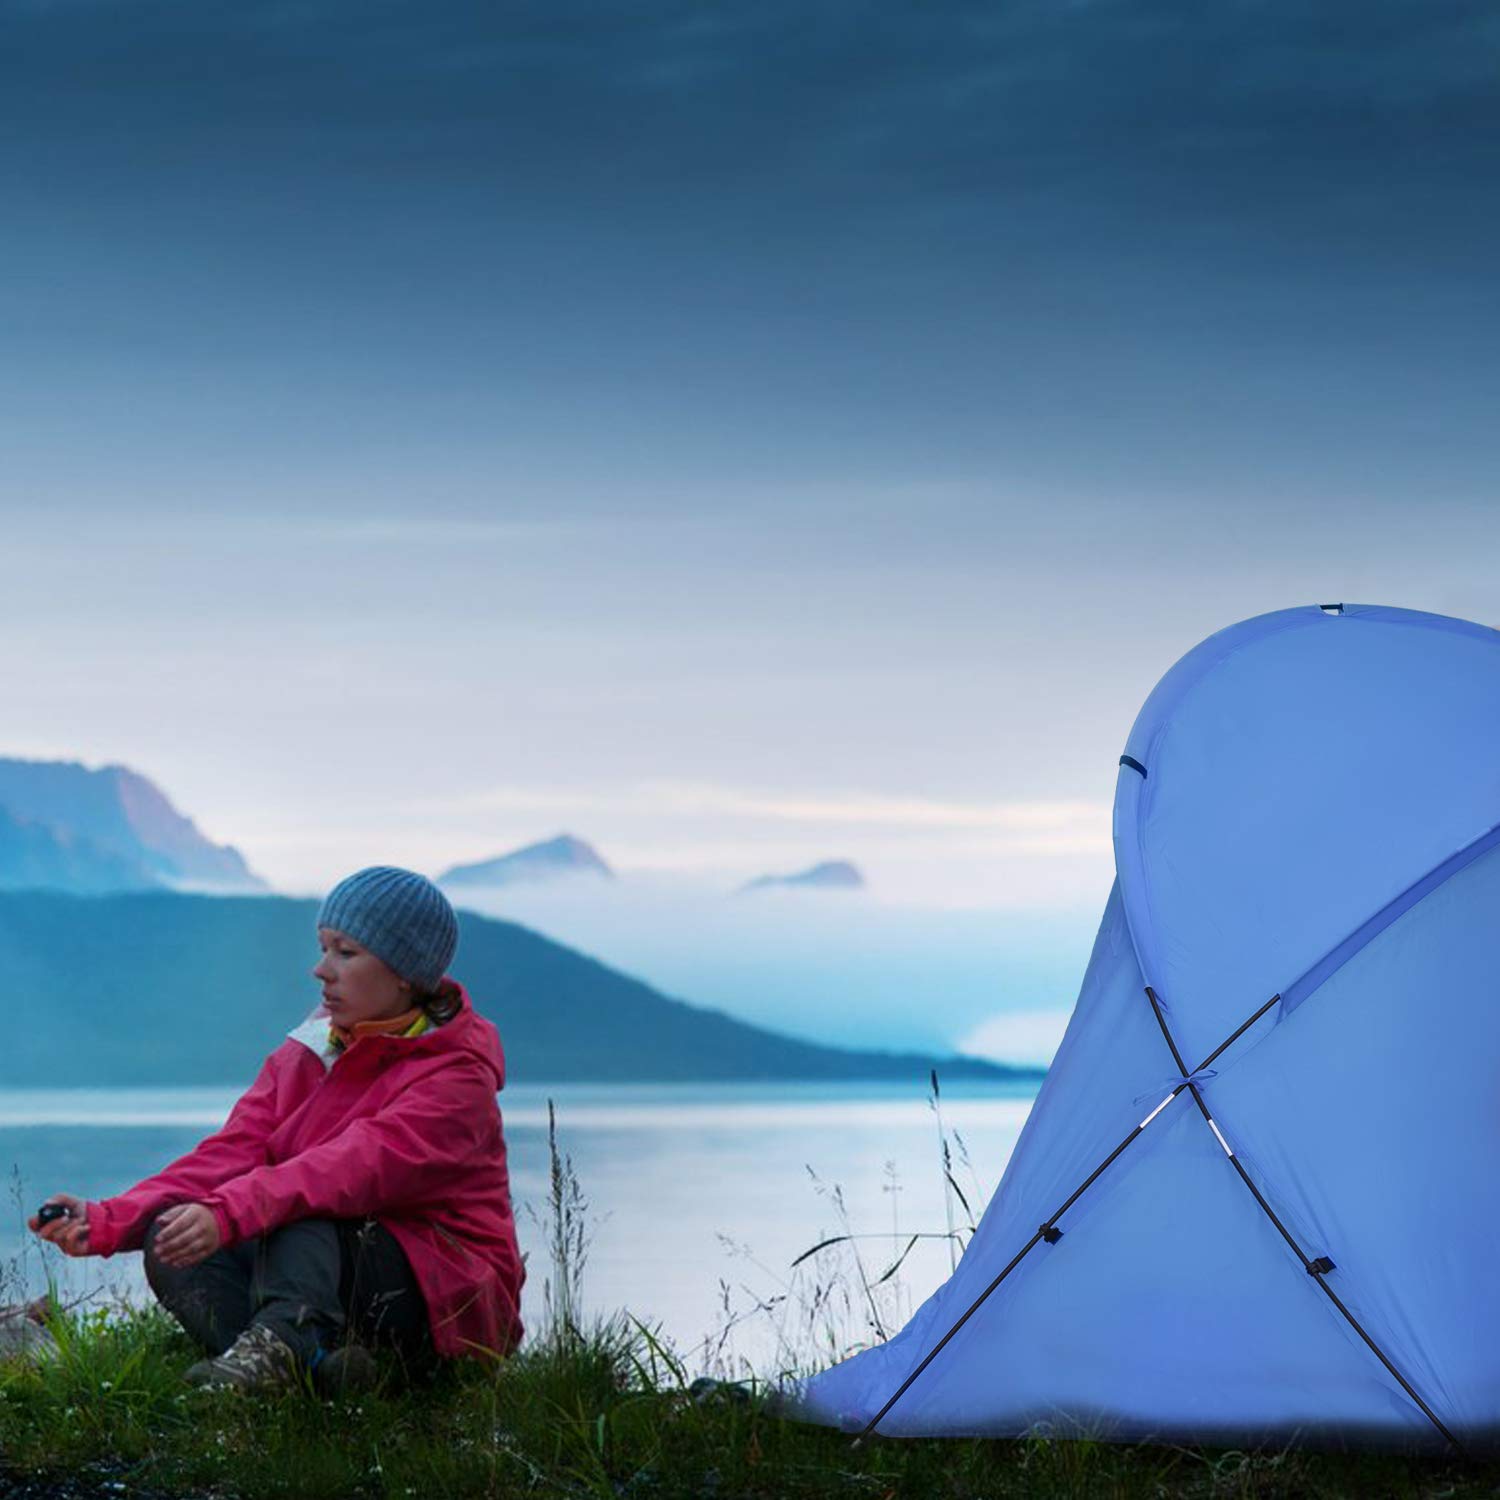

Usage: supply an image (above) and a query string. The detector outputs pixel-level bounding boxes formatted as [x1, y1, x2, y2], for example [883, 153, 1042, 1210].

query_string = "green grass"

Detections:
[0, 1304, 1495, 1500]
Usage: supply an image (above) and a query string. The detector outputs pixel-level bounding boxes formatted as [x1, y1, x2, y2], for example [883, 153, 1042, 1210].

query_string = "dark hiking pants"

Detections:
[143, 1214, 434, 1373]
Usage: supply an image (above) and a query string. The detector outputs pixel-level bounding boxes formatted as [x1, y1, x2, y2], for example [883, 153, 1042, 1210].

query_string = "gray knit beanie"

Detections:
[317, 866, 459, 991]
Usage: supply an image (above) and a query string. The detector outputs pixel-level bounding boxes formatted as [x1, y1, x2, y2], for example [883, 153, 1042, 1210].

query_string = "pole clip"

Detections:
[1308, 1256, 1335, 1275]
[1039, 1224, 1062, 1245]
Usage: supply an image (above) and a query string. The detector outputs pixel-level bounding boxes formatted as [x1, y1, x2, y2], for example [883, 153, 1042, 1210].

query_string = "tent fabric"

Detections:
[793, 604, 1500, 1450]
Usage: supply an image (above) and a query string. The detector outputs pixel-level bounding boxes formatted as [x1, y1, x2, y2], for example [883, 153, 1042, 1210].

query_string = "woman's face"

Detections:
[312, 926, 413, 1027]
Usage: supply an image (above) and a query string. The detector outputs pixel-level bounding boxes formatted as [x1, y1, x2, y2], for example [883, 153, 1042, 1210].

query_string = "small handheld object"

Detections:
[36, 1203, 69, 1226]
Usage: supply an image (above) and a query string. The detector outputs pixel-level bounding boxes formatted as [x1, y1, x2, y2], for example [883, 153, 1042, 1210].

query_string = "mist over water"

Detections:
[449, 876, 1092, 1064]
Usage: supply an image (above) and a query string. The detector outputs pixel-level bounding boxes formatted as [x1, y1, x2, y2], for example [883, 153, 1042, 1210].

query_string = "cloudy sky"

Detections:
[2, 2, 1498, 1049]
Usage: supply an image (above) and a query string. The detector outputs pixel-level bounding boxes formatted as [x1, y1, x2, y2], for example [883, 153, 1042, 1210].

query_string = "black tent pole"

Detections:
[1143, 987, 1462, 1456]
[851, 989, 1297, 1444]
[849, 991, 1284, 1443]
[850, 1085, 1187, 1445]
[849, 983, 1466, 1449]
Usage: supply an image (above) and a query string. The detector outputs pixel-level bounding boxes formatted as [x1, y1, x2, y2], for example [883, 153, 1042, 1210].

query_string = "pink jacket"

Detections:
[87, 980, 525, 1360]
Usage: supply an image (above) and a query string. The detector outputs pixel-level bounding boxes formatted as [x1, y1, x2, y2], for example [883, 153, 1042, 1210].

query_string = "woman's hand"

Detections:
[151, 1203, 222, 1269]
[28, 1194, 91, 1257]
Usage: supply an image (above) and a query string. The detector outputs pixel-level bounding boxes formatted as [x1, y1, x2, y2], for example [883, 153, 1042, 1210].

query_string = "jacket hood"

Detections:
[288, 977, 506, 1088]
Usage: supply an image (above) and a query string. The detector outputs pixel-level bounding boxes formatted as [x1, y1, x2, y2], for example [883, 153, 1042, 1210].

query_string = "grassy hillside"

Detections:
[0, 889, 1039, 1086]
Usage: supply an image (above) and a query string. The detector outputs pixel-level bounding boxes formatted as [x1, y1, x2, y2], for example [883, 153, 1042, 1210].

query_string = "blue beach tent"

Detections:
[795, 604, 1500, 1452]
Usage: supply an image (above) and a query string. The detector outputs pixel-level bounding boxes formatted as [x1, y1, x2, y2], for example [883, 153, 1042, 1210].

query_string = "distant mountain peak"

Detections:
[738, 859, 865, 895]
[438, 833, 615, 889]
[0, 755, 267, 895]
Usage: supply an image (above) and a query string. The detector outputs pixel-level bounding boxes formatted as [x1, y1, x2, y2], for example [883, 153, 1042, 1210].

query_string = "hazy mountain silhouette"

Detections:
[739, 860, 865, 894]
[0, 758, 265, 894]
[0, 889, 1037, 1086]
[438, 834, 614, 888]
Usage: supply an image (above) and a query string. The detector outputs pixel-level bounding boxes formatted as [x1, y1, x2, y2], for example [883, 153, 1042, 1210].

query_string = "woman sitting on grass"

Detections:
[29, 866, 524, 1395]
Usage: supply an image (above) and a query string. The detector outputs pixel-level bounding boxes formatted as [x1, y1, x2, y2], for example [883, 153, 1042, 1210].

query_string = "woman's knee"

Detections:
[141, 1211, 176, 1292]
[142, 1212, 252, 1355]
[143, 1211, 234, 1293]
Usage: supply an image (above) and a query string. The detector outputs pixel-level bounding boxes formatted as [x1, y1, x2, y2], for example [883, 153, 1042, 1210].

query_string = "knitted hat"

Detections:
[317, 866, 459, 991]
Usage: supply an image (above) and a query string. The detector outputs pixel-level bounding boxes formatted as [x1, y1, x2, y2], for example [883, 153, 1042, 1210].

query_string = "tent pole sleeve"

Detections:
[852, 1088, 1187, 1444]
[1146, 990, 1463, 1455]
[1279, 819, 1500, 1019]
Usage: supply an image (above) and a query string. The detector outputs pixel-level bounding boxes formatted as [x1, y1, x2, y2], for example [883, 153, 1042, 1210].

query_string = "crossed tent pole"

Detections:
[854, 818, 1500, 1451]
[852, 970, 1467, 1453]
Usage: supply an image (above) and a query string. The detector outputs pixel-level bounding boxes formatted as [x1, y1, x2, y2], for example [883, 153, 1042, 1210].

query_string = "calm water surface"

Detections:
[0, 1080, 1039, 1372]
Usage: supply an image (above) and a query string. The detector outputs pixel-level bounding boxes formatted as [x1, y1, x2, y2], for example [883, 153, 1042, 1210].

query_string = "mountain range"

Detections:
[440, 835, 867, 896]
[0, 889, 1037, 1086]
[0, 757, 862, 901]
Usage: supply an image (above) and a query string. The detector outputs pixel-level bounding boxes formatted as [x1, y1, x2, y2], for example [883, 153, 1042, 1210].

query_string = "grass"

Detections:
[2, 1089, 1497, 1499]
[0, 1305, 1495, 1499]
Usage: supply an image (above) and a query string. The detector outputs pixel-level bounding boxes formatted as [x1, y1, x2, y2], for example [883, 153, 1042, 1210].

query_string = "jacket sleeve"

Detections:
[87, 1050, 292, 1257]
[200, 1056, 500, 1247]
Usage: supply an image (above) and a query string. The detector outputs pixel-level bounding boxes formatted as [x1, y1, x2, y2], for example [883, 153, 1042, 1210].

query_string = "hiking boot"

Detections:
[688, 1377, 757, 1409]
[183, 1323, 300, 1393]
[312, 1343, 380, 1399]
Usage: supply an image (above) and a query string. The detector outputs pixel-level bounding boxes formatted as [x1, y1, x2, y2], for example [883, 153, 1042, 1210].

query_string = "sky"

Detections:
[2, 1, 1498, 1056]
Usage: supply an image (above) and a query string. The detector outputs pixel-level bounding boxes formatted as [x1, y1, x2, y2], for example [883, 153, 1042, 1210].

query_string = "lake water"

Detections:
[0, 1080, 1039, 1375]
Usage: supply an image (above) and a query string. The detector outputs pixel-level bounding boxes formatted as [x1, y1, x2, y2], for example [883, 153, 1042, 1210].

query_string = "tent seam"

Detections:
[1120, 611, 1322, 1002]
[1277, 819, 1500, 1021]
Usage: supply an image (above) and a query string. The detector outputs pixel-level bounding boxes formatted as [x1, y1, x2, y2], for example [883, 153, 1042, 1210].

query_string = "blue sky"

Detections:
[2, 1, 1497, 1052]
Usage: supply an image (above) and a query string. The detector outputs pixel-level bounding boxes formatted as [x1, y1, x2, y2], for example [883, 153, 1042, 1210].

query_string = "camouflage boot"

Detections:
[183, 1322, 300, 1393]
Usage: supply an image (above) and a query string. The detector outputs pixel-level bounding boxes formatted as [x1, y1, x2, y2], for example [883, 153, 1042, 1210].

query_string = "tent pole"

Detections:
[850, 1092, 1186, 1444]
[1189, 990, 1281, 1071]
[852, 988, 1285, 1443]
[853, 986, 1461, 1448]
[1143, 988, 1463, 1456]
